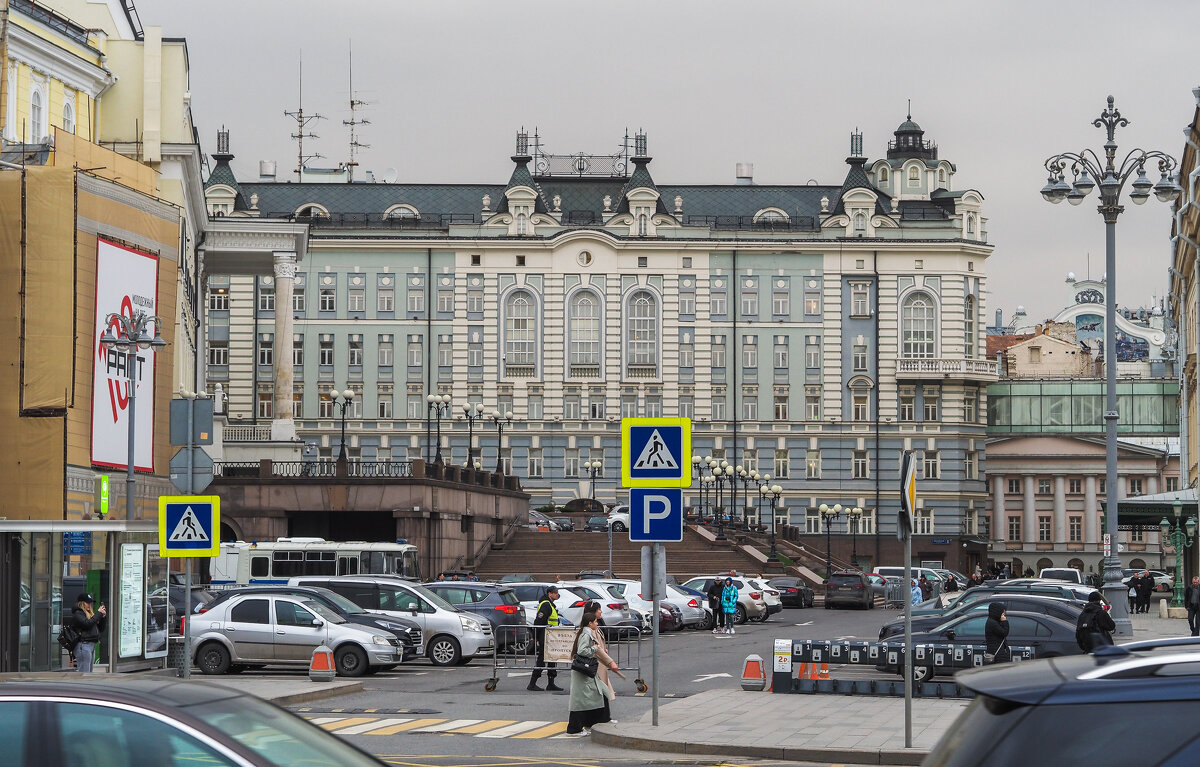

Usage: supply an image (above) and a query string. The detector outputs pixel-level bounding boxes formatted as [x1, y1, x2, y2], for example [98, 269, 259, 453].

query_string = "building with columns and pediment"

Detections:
[203, 116, 996, 572]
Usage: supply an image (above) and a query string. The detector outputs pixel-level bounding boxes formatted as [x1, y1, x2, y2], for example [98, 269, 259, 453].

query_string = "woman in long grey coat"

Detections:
[566, 612, 618, 735]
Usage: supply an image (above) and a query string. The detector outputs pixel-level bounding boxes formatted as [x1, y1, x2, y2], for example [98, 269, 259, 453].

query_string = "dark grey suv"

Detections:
[423, 582, 531, 653]
[824, 571, 874, 609]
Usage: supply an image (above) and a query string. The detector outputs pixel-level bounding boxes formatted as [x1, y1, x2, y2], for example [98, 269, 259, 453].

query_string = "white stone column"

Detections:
[1023, 474, 1037, 546]
[271, 251, 297, 441]
[992, 475, 1006, 545]
[1084, 475, 1099, 545]
[1053, 475, 1067, 543]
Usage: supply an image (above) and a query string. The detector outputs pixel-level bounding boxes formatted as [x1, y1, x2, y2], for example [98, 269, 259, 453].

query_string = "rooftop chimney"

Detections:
[259, 160, 277, 181]
[735, 162, 754, 186]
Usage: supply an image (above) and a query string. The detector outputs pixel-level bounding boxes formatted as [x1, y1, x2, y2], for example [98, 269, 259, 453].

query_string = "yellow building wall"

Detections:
[5, 12, 102, 142]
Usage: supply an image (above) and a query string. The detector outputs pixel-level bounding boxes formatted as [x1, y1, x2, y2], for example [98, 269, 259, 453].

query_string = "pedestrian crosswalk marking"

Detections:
[513, 722, 569, 739]
[362, 718, 442, 734]
[319, 717, 378, 732]
[308, 715, 572, 740]
[333, 718, 412, 735]
[447, 720, 518, 734]
[477, 720, 552, 738]
[410, 719, 483, 733]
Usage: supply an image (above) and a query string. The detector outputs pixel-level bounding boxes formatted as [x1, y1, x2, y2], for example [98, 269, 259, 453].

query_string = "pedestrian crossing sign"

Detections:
[158, 495, 221, 557]
[621, 417, 691, 488]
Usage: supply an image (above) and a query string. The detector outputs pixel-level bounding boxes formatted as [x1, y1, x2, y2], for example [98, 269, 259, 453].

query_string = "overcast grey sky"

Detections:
[137, 0, 1199, 323]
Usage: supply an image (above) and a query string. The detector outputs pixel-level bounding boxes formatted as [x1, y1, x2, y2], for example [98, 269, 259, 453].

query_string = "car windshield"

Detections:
[299, 599, 345, 624]
[309, 589, 367, 615]
[830, 575, 861, 586]
[188, 694, 383, 767]
[408, 584, 459, 612]
[497, 589, 520, 605]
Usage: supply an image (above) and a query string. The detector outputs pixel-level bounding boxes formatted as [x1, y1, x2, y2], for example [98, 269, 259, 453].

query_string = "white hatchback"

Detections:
[746, 578, 783, 621]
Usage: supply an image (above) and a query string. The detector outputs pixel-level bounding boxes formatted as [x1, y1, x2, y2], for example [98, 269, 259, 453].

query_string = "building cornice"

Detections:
[7, 22, 111, 96]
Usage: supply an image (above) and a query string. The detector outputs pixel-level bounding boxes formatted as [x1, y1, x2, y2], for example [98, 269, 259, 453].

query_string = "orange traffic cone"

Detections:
[310, 643, 335, 682]
[818, 663, 830, 680]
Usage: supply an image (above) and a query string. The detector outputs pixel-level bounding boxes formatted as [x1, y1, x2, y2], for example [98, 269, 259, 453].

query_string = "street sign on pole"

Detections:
[170, 446, 214, 494]
[898, 448, 916, 749]
[94, 474, 109, 517]
[898, 450, 916, 542]
[629, 488, 684, 542]
[158, 496, 221, 557]
[170, 398, 214, 445]
[620, 418, 692, 488]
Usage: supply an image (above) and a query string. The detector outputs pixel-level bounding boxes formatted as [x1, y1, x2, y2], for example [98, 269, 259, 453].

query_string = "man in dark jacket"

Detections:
[706, 578, 724, 634]
[984, 602, 1010, 664]
[1075, 591, 1116, 651]
[918, 576, 933, 601]
[1135, 571, 1155, 614]
[70, 593, 107, 672]
[527, 586, 563, 691]
[1185, 576, 1200, 636]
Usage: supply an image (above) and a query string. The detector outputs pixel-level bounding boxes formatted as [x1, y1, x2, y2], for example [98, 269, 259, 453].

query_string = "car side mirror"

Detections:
[311, 619, 324, 627]
[410, 607, 419, 616]
[944, 629, 955, 640]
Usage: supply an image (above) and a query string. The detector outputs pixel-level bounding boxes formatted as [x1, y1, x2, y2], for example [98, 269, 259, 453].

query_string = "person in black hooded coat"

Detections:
[984, 602, 1010, 664]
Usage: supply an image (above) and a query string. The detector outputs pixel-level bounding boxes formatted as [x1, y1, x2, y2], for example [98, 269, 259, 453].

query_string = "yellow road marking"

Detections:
[319, 717, 377, 731]
[513, 721, 569, 739]
[369, 718, 447, 734]
[445, 720, 519, 734]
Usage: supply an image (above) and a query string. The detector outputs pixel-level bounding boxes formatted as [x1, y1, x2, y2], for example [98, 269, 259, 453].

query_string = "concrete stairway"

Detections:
[475, 525, 780, 582]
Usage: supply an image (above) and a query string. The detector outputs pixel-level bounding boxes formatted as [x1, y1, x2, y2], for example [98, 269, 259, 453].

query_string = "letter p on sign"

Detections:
[629, 488, 683, 542]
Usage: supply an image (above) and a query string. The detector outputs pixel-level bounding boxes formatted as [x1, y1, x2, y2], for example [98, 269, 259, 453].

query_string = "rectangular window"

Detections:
[404, 397, 420, 419]
[407, 289, 425, 314]
[467, 343, 483, 367]
[852, 344, 868, 372]
[1167, 476, 1180, 492]
[899, 390, 915, 422]
[712, 394, 726, 421]
[1129, 478, 1143, 497]
[646, 395, 663, 418]
[679, 343, 695, 368]
[293, 336, 304, 366]
[964, 389, 978, 423]
[208, 291, 229, 311]
[438, 341, 453, 368]
[378, 394, 392, 419]
[319, 288, 336, 312]
[742, 396, 757, 420]
[407, 341, 422, 367]
[528, 449, 543, 479]
[852, 450, 869, 479]
[563, 395, 581, 420]
[1008, 516, 1022, 542]
[741, 290, 758, 317]
[378, 339, 393, 366]
[852, 392, 869, 422]
[774, 395, 789, 421]
[772, 290, 790, 316]
[348, 338, 363, 366]
[319, 397, 334, 419]
[806, 509, 821, 534]
[1069, 478, 1082, 494]
[965, 451, 978, 480]
[621, 393, 638, 418]
[257, 391, 272, 419]
[804, 291, 820, 315]
[915, 510, 932, 535]
[1131, 527, 1144, 543]
[743, 339, 758, 368]
[679, 396, 694, 419]
[377, 289, 394, 312]
[589, 396, 605, 419]
[922, 450, 939, 479]
[208, 342, 228, 366]
[528, 394, 544, 420]
[851, 283, 870, 317]
[859, 509, 877, 535]
[565, 449, 580, 477]
[712, 341, 726, 369]
[1069, 516, 1082, 543]
[292, 288, 305, 313]
[923, 387, 940, 421]
[1038, 479, 1051, 495]
[293, 392, 303, 418]
[805, 338, 820, 369]
[258, 288, 275, 312]
[258, 335, 273, 366]
[438, 290, 454, 314]
[1008, 478, 1021, 494]
[1099, 478, 1106, 496]
[467, 290, 484, 314]
[679, 292, 696, 316]
[805, 386, 821, 420]
[348, 289, 365, 312]
[499, 449, 512, 475]
[710, 293, 727, 316]
[774, 342, 788, 368]
[772, 449, 790, 479]
[804, 450, 818, 479]
[1038, 516, 1052, 542]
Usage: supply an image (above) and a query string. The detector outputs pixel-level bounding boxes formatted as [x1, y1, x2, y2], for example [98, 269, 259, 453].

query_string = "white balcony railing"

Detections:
[895, 357, 998, 379]
[224, 424, 273, 442]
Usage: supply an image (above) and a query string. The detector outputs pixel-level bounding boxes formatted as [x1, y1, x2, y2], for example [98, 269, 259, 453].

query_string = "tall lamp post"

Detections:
[461, 402, 486, 466]
[98, 311, 166, 521]
[1041, 95, 1181, 636]
[1161, 499, 1197, 608]
[818, 503, 844, 580]
[711, 461, 730, 541]
[426, 393, 452, 463]
[584, 458, 603, 501]
[328, 389, 355, 462]
[490, 409, 514, 473]
[759, 483, 783, 563]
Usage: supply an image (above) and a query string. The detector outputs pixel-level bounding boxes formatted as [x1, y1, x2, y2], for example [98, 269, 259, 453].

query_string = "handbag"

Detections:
[571, 653, 598, 677]
[984, 639, 1005, 663]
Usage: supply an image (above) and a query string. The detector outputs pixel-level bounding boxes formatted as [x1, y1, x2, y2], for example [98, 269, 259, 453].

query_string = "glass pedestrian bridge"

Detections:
[987, 379, 1180, 436]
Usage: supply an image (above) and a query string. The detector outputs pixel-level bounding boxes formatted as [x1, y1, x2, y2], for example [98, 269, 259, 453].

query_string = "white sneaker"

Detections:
[609, 719, 618, 724]
[729, 626, 735, 634]
[563, 731, 587, 738]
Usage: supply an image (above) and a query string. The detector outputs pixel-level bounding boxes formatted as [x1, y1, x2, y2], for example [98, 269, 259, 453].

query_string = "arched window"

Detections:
[30, 89, 44, 140]
[568, 291, 602, 372]
[638, 213, 648, 236]
[383, 204, 419, 220]
[295, 203, 329, 218]
[908, 165, 920, 182]
[62, 99, 75, 135]
[516, 213, 528, 235]
[901, 292, 936, 359]
[853, 212, 867, 232]
[939, 168, 947, 184]
[878, 167, 889, 183]
[626, 290, 658, 372]
[966, 213, 976, 236]
[504, 290, 537, 372]
[964, 294, 977, 358]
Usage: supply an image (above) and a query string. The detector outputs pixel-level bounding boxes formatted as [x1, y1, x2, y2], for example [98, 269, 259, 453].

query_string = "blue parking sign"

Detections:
[629, 488, 684, 542]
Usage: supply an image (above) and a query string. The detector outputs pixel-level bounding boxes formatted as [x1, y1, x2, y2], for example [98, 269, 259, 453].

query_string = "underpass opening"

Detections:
[287, 510, 398, 542]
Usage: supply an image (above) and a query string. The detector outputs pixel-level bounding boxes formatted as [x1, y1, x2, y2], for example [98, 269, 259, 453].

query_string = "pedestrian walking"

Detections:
[944, 574, 959, 593]
[909, 578, 923, 606]
[564, 612, 617, 736]
[1186, 576, 1200, 636]
[1075, 591, 1116, 652]
[528, 586, 563, 692]
[1127, 579, 1137, 614]
[984, 603, 1010, 665]
[720, 577, 739, 634]
[1136, 570, 1154, 614]
[918, 575, 933, 601]
[706, 578, 724, 634]
[582, 606, 617, 706]
[69, 593, 106, 672]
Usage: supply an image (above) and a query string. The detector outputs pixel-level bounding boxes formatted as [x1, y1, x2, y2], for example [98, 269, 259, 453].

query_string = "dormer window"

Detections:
[384, 204, 419, 220]
[296, 204, 329, 218]
[939, 168, 947, 184]
[908, 166, 920, 182]
[853, 212, 867, 233]
[638, 213, 648, 237]
[966, 213, 976, 236]
[517, 213, 528, 235]
[879, 167, 889, 183]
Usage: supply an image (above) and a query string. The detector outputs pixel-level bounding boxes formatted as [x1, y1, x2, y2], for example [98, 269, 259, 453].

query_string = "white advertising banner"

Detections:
[91, 239, 159, 471]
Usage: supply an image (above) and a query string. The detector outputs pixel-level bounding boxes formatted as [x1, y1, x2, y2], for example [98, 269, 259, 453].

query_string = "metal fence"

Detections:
[213, 460, 414, 479]
[485, 625, 645, 693]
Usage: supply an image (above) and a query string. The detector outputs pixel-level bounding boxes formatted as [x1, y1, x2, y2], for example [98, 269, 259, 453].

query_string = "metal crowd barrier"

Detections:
[486, 625, 646, 693]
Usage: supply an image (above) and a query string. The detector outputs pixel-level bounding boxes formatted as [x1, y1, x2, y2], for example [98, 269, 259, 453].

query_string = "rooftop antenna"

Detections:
[343, 41, 370, 183]
[284, 51, 324, 179]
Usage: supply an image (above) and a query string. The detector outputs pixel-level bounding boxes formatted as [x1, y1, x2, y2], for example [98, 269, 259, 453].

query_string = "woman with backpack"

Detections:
[69, 593, 107, 672]
[1075, 591, 1116, 652]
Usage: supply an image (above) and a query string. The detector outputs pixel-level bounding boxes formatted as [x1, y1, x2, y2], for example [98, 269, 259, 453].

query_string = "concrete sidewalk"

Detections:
[590, 688, 965, 765]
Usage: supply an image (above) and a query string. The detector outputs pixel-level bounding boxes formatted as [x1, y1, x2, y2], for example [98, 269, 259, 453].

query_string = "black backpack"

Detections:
[57, 624, 81, 654]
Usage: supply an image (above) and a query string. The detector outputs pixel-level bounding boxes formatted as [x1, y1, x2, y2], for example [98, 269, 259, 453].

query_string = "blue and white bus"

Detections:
[209, 538, 421, 587]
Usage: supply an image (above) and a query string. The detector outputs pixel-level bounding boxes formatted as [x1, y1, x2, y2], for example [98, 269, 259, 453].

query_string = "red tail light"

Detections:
[785, 588, 798, 593]
[749, 592, 761, 599]
[606, 603, 623, 610]
[197, 605, 209, 614]
[854, 584, 865, 590]
[180, 616, 186, 632]
[569, 600, 587, 608]
[494, 605, 520, 614]
[687, 599, 699, 608]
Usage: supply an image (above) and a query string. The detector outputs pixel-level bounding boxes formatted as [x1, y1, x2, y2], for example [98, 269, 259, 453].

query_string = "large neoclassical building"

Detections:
[204, 116, 995, 572]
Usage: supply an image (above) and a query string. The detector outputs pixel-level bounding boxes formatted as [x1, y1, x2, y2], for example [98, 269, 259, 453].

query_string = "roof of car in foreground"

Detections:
[0, 677, 244, 707]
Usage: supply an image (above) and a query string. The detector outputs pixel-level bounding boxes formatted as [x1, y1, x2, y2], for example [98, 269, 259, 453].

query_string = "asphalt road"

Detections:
[262, 604, 901, 767]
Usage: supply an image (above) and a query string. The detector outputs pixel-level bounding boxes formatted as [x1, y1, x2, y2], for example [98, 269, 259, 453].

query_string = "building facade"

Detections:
[1171, 86, 1200, 490]
[205, 118, 996, 571]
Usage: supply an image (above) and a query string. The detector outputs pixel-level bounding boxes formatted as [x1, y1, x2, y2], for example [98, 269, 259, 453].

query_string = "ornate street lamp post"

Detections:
[759, 483, 784, 563]
[818, 503, 844, 580]
[98, 311, 166, 521]
[1161, 499, 1197, 608]
[426, 393, 452, 463]
[461, 402, 486, 466]
[1041, 95, 1181, 636]
[584, 458, 603, 500]
[712, 462, 730, 541]
[490, 409, 514, 473]
[847, 506, 864, 570]
[327, 389, 356, 462]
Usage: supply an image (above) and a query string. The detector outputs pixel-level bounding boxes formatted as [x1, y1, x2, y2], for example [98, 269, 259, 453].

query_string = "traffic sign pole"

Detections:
[185, 398, 194, 679]
[651, 542, 661, 727]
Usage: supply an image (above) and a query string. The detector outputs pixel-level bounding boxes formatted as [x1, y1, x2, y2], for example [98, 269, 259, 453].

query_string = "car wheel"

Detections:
[807, 596, 815, 608]
[428, 635, 463, 666]
[612, 522, 627, 532]
[196, 642, 230, 675]
[335, 645, 369, 677]
[699, 612, 713, 630]
[735, 604, 747, 624]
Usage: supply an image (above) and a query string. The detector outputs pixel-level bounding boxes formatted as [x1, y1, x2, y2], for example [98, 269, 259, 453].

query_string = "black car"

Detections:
[423, 582, 531, 652]
[167, 585, 215, 633]
[925, 638, 1200, 766]
[550, 516, 575, 532]
[824, 571, 873, 609]
[0, 678, 388, 767]
[882, 610, 1083, 682]
[768, 577, 815, 608]
[202, 586, 422, 661]
[878, 595, 1084, 640]
[584, 516, 608, 532]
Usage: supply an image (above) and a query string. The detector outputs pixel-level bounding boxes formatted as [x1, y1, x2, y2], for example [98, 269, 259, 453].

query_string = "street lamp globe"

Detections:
[771, 485, 782, 495]
[712, 467, 723, 477]
[462, 403, 472, 414]
[491, 409, 501, 419]
[818, 503, 829, 513]
[426, 394, 437, 404]
[440, 394, 452, 405]
[833, 504, 843, 514]
[1187, 517, 1198, 538]
[1161, 518, 1172, 538]
[759, 485, 768, 496]
[341, 389, 355, 401]
[505, 410, 514, 420]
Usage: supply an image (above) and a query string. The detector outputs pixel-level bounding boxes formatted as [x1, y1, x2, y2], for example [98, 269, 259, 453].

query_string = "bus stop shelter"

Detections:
[1104, 488, 1200, 584]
